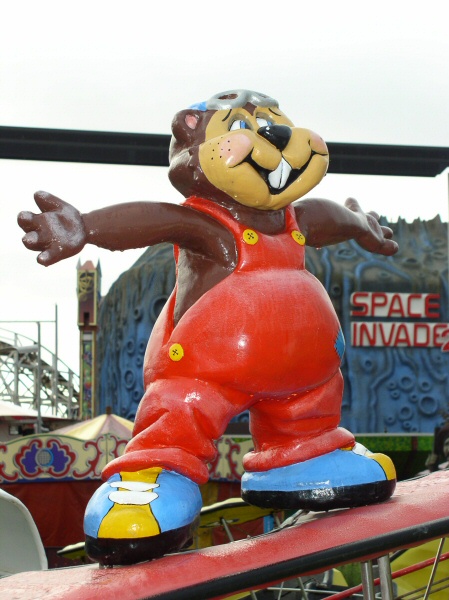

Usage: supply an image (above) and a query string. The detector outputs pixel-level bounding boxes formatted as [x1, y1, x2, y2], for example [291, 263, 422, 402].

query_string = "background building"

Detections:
[95, 215, 449, 436]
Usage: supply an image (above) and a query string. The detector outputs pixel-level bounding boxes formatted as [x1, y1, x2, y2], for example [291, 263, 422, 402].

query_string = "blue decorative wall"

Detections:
[97, 216, 449, 434]
[336, 216, 449, 434]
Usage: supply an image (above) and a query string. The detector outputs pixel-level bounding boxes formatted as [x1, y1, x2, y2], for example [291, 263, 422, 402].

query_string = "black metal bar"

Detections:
[1, 125, 449, 177]
[0, 126, 170, 167]
[327, 142, 449, 177]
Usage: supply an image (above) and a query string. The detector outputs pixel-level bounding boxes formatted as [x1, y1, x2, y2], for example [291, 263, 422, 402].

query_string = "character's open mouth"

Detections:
[245, 151, 319, 195]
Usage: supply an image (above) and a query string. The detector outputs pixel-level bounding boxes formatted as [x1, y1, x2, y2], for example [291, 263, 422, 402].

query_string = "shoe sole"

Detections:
[242, 479, 396, 511]
[86, 521, 197, 566]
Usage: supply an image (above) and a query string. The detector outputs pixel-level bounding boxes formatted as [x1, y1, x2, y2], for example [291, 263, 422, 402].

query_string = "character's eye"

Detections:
[229, 120, 251, 131]
[256, 117, 272, 127]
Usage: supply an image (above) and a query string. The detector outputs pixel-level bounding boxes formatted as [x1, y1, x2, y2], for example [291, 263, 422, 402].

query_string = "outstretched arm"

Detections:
[294, 197, 398, 256]
[18, 191, 235, 267]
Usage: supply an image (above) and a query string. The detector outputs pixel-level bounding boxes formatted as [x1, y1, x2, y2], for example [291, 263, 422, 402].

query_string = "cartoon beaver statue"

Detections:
[18, 89, 398, 566]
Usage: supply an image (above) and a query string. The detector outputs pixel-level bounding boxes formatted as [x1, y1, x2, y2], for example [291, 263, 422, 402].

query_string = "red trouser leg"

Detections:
[102, 377, 252, 484]
[243, 370, 355, 472]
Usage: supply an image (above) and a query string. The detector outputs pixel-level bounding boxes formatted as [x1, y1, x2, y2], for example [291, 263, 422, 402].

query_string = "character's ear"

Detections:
[171, 109, 202, 143]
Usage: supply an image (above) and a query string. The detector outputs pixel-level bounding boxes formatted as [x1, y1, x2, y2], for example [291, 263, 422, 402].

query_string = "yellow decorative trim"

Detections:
[98, 468, 163, 539]
[77, 270, 95, 301]
[369, 453, 397, 481]
[121, 468, 162, 483]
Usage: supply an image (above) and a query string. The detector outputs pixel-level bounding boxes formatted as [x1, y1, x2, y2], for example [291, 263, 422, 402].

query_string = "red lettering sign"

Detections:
[407, 294, 422, 318]
[351, 292, 369, 317]
[350, 292, 440, 319]
[425, 294, 440, 318]
[351, 321, 449, 348]
[413, 323, 430, 347]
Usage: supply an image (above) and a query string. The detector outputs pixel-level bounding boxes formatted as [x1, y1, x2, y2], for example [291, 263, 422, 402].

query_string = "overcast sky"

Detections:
[1, 0, 448, 375]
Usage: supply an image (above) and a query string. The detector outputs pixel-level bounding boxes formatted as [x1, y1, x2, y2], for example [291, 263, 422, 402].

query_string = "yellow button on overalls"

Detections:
[243, 229, 259, 245]
[169, 343, 184, 361]
[291, 230, 306, 245]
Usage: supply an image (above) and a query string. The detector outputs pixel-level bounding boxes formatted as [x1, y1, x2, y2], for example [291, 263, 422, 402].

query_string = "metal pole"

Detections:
[52, 304, 58, 414]
[68, 371, 73, 418]
[13, 349, 19, 405]
[360, 560, 376, 600]
[378, 555, 394, 600]
[423, 537, 446, 600]
[36, 321, 43, 433]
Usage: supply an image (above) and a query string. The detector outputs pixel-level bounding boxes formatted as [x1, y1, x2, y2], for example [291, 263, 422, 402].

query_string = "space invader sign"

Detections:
[350, 292, 449, 348]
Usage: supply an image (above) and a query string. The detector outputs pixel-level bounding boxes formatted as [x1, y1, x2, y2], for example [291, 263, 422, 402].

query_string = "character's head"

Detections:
[168, 89, 329, 210]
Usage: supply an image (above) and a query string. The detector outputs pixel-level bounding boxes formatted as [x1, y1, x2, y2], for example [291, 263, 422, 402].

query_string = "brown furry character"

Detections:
[18, 90, 398, 566]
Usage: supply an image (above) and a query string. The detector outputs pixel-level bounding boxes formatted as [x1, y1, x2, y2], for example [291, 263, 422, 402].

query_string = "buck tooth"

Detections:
[280, 159, 291, 187]
[268, 161, 282, 189]
[268, 159, 291, 189]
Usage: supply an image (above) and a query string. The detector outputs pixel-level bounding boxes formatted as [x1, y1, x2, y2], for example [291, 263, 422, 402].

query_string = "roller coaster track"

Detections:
[0, 327, 79, 421]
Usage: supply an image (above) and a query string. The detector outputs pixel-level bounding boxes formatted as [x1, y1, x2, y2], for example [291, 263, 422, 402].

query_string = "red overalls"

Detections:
[103, 197, 355, 484]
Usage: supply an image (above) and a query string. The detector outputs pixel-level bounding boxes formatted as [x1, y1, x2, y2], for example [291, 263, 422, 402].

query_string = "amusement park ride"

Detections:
[0, 325, 79, 429]
[1, 89, 449, 598]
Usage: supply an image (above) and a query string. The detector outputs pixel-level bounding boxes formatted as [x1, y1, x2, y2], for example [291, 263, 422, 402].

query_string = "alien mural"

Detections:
[19, 90, 398, 566]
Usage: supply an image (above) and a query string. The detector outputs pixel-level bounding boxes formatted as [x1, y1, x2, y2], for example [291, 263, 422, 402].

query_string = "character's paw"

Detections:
[84, 467, 202, 566]
[241, 443, 396, 511]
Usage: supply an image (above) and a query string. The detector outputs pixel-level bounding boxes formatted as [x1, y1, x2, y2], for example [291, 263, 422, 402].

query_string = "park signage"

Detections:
[350, 292, 448, 348]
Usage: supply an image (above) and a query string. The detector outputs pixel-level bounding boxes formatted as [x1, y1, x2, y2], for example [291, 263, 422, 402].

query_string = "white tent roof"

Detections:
[0, 400, 38, 420]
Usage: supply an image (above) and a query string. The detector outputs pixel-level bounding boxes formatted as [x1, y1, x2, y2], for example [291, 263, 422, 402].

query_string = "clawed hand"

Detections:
[18, 191, 87, 266]
[345, 197, 398, 256]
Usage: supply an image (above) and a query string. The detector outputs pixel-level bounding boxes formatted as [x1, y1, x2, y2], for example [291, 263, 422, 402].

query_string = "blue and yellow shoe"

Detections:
[84, 467, 202, 565]
[241, 443, 396, 511]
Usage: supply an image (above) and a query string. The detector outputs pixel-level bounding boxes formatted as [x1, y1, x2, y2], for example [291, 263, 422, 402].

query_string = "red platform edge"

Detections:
[1, 471, 449, 600]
